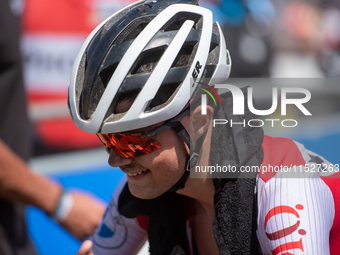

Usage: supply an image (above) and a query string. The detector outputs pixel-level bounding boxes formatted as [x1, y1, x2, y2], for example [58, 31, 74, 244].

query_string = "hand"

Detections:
[77, 240, 94, 255]
[59, 190, 106, 241]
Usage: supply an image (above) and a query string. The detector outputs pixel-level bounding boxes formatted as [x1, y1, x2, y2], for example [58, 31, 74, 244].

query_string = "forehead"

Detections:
[115, 98, 133, 114]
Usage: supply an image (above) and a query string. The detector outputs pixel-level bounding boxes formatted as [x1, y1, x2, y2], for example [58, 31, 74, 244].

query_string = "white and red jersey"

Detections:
[257, 135, 340, 255]
[91, 135, 340, 255]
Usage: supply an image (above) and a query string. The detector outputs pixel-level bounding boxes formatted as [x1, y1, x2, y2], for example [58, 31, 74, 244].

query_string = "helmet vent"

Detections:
[162, 12, 202, 32]
[130, 47, 166, 74]
[132, 4, 153, 14]
[99, 63, 119, 88]
[171, 45, 194, 68]
[146, 83, 180, 111]
[103, 89, 141, 122]
[114, 17, 154, 46]
[100, 0, 148, 39]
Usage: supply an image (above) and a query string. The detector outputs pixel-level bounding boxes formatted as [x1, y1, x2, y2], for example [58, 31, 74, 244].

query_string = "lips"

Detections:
[126, 169, 149, 177]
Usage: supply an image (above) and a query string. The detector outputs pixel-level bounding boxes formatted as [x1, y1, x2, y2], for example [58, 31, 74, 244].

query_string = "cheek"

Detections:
[153, 150, 182, 176]
[150, 131, 188, 177]
[128, 131, 188, 199]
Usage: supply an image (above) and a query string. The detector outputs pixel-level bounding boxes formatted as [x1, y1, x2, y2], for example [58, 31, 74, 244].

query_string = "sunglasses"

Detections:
[97, 119, 179, 158]
[97, 107, 191, 158]
[97, 132, 162, 158]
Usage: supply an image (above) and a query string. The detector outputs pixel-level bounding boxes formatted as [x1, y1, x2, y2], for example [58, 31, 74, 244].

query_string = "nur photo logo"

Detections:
[199, 84, 312, 128]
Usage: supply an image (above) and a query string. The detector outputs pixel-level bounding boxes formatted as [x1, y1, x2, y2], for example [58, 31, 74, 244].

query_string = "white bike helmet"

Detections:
[68, 0, 231, 134]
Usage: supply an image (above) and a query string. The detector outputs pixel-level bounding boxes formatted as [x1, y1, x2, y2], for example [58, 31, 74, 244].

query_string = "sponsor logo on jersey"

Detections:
[264, 204, 305, 255]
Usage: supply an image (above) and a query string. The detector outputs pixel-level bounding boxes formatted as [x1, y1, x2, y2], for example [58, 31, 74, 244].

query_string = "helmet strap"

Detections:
[167, 121, 208, 192]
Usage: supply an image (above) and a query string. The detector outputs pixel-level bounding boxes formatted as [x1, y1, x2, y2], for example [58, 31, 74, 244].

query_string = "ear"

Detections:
[190, 105, 214, 142]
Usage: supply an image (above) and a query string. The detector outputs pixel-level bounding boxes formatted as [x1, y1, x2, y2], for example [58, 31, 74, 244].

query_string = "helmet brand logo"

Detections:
[192, 61, 202, 82]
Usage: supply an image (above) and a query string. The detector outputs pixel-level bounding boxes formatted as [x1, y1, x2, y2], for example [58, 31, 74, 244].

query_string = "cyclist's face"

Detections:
[107, 99, 189, 199]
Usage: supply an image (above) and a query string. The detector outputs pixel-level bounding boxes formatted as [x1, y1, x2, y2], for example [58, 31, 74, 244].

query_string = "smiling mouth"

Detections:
[126, 169, 149, 177]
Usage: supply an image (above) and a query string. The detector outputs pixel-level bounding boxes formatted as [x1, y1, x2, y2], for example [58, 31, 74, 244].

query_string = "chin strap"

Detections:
[167, 121, 208, 192]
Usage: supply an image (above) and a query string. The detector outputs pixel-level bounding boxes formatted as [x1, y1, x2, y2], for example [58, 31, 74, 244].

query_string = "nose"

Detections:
[107, 147, 133, 167]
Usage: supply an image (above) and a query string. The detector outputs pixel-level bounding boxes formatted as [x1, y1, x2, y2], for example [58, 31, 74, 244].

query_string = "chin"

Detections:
[128, 184, 166, 200]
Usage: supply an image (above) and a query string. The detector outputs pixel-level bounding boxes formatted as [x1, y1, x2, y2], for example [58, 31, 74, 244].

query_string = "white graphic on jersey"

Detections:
[93, 199, 128, 249]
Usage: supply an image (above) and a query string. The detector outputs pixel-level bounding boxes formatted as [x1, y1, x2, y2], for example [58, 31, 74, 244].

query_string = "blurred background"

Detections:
[8, 0, 340, 253]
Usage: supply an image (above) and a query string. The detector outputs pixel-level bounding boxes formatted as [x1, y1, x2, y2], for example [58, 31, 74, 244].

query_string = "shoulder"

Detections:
[256, 135, 340, 254]
[259, 135, 338, 182]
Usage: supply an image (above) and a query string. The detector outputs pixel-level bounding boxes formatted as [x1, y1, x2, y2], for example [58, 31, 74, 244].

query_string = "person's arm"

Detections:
[0, 138, 62, 212]
[0, 138, 106, 240]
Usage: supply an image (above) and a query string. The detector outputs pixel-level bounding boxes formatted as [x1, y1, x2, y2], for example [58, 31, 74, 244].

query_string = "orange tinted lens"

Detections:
[97, 133, 161, 158]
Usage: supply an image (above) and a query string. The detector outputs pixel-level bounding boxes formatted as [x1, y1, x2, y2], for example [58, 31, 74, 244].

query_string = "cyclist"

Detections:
[69, 0, 340, 254]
